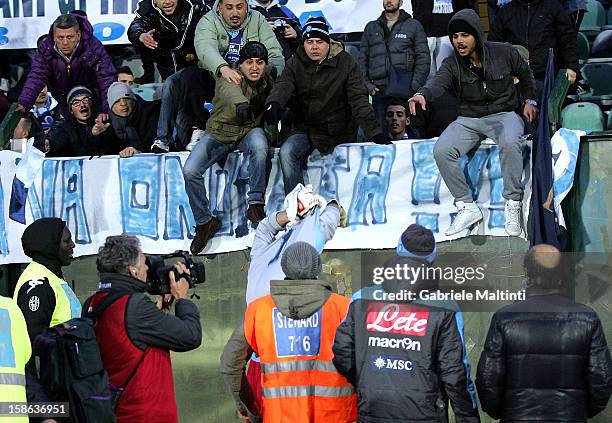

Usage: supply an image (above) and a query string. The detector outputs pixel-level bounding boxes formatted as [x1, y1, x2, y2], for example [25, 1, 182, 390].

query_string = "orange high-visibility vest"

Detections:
[244, 293, 356, 423]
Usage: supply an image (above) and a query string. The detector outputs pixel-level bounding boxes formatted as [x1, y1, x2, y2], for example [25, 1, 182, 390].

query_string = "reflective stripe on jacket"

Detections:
[244, 293, 356, 423]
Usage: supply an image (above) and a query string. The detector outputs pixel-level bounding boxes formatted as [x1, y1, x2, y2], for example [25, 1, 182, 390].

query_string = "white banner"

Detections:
[0, 139, 531, 264]
[0, 0, 412, 49]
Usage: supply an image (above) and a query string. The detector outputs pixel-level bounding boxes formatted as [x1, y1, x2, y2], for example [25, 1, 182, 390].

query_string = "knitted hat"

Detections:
[281, 242, 322, 280]
[396, 224, 437, 264]
[448, 18, 478, 39]
[67, 86, 92, 106]
[302, 17, 330, 44]
[107, 81, 137, 107]
[239, 41, 269, 64]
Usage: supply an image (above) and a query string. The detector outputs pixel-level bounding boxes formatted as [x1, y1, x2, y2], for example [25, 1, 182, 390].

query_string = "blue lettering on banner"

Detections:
[486, 147, 504, 206]
[58, 0, 77, 14]
[119, 156, 161, 239]
[61, 160, 91, 244]
[265, 166, 286, 217]
[488, 209, 505, 229]
[0, 309, 16, 367]
[0, 172, 8, 255]
[412, 212, 439, 233]
[273, 307, 321, 358]
[163, 156, 195, 240]
[371, 354, 413, 372]
[307, 147, 351, 202]
[463, 147, 490, 200]
[348, 145, 396, 225]
[411, 141, 441, 205]
[0, 27, 8, 46]
[27, 160, 59, 221]
[93, 22, 125, 42]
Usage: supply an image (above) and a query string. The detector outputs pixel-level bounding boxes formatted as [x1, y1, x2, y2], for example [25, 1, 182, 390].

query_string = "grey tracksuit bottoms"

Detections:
[433, 111, 525, 202]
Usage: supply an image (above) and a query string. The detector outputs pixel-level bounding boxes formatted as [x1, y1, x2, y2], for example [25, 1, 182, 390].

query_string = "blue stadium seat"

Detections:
[581, 62, 612, 96]
[577, 32, 591, 62]
[561, 102, 606, 131]
[591, 30, 612, 58]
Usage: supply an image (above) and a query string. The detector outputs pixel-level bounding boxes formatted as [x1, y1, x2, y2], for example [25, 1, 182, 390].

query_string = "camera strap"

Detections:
[83, 289, 131, 322]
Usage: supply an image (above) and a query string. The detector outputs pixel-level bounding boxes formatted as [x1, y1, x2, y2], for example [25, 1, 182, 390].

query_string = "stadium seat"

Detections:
[577, 32, 591, 62]
[608, 111, 612, 130]
[561, 102, 606, 131]
[591, 30, 612, 58]
[580, 0, 606, 37]
[581, 62, 612, 96]
[607, 6, 612, 28]
[0, 103, 20, 149]
[548, 69, 572, 132]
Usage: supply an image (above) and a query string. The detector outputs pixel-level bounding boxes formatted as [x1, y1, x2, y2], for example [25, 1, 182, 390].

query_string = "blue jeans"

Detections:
[279, 132, 313, 194]
[183, 128, 270, 224]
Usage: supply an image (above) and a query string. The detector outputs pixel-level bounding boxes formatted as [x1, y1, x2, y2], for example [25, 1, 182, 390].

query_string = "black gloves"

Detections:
[370, 133, 392, 145]
[235, 102, 254, 121]
[263, 101, 282, 126]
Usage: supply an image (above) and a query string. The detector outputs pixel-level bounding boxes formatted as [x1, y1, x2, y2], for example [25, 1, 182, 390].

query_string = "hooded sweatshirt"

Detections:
[194, 0, 284, 76]
[417, 9, 537, 118]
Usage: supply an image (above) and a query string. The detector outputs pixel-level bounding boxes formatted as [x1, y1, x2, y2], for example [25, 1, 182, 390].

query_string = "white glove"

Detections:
[284, 183, 305, 223]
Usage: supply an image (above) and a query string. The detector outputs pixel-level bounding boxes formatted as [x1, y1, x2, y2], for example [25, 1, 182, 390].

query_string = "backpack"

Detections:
[33, 290, 133, 423]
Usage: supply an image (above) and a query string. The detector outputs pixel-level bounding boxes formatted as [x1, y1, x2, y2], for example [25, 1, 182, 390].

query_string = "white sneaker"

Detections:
[151, 138, 169, 153]
[445, 201, 484, 236]
[504, 199, 523, 236]
[186, 129, 205, 151]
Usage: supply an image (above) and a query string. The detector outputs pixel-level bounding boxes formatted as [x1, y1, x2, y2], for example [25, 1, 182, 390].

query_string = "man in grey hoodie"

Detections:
[408, 9, 537, 238]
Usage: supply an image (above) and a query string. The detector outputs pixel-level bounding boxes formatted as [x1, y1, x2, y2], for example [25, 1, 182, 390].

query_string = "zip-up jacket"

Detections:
[359, 10, 430, 93]
[266, 41, 381, 154]
[488, 0, 579, 79]
[18, 14, 117, 113]
[128, 0, 210, 79]
[476, 292, 612, 422]
[418, 9, 537, 118]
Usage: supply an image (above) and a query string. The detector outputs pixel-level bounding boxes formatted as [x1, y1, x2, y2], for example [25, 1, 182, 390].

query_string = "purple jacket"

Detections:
[18, 14, 117, 113]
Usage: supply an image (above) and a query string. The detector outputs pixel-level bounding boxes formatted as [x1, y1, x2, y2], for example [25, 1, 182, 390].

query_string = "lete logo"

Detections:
[366, 303, 429, 336]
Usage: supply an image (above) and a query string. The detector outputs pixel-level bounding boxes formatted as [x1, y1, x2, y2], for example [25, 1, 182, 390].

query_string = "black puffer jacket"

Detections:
[476, 293, 612, 422]
[488, 0, 579, 79]
[266, 40, 381, 154]
[418, 9, 537, 118]
[359, 10, 430, 95]
[128, 0, 209, 79]
[332, 265, 480, 423]
[47, 114, 119, 157]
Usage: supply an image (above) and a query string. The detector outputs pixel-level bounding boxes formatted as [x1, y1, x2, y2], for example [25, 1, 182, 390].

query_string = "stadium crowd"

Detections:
[1, 0, 612, 421]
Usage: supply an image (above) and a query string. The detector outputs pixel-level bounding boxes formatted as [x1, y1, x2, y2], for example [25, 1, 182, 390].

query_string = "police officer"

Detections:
[0, 295, 30, 423]
[13, 218, 81, 413]
[221, 242, 356, 422]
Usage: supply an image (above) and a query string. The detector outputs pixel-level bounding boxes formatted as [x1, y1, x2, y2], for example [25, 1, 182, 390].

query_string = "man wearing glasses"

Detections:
[46, 86, 118, 157]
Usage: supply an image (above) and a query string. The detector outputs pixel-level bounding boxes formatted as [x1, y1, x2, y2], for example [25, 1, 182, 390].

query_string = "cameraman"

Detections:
[84, 235, 202, 423]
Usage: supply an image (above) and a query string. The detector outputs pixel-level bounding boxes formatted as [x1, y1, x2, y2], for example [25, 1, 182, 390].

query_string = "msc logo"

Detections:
[368, 336, 421, 352]
[372, 355, 413, 372]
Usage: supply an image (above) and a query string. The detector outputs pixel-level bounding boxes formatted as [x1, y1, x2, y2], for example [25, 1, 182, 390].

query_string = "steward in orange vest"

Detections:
[221, 242, 357, 423]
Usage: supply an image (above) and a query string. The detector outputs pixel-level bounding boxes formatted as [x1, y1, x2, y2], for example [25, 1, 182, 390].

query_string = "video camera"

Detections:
[145, 251, 206, 296]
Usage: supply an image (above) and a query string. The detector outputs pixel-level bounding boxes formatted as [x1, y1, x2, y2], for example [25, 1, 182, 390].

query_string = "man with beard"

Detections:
[105, 82, 161, 157]
[14, 218, 82, 423]
[128, 0, 210, 80]
[408, 9, 537, 237]
[46, 86, 118, 157]
[360, 0, 430, 128]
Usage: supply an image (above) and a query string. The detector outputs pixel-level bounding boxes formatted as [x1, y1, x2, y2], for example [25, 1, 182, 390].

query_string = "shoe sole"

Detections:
[151, 146, 169, 154]
[190, 218, 222, 255]
[445, 215, 484, 236]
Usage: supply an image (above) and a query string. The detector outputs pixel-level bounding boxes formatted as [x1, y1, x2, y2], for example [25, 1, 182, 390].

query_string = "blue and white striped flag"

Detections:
[9, 139, 45, 224]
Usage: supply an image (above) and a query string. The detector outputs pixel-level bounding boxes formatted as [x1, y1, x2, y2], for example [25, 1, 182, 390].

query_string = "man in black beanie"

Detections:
[408, 9, 538, 239]
[264, 16, 386, 194]
[183, 41, 274, 254]
[333, 223, 480, 422]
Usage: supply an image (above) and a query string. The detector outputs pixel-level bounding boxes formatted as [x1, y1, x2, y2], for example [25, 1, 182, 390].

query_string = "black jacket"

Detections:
[47, 114, 118, 157]
[110, 97, 161, 153]
[359, 10, 430, 95]
[249, 0, 301, 60]
[128, 0, 209, 79]
[413, 0, 477, 37]
[266, 40, 381, 154]
[85, 273, 202, 352]
[476, 292, 612, 422]
[489, 0, 579, 79]
[418, 9, 537, 118]
[332, 272, 480, 423]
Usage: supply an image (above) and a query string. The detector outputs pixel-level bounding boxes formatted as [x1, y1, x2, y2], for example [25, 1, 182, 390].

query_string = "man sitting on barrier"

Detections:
[408, 9, 538, 237]
[264, 17, 386, 194]
[183, 41, 274, 255]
